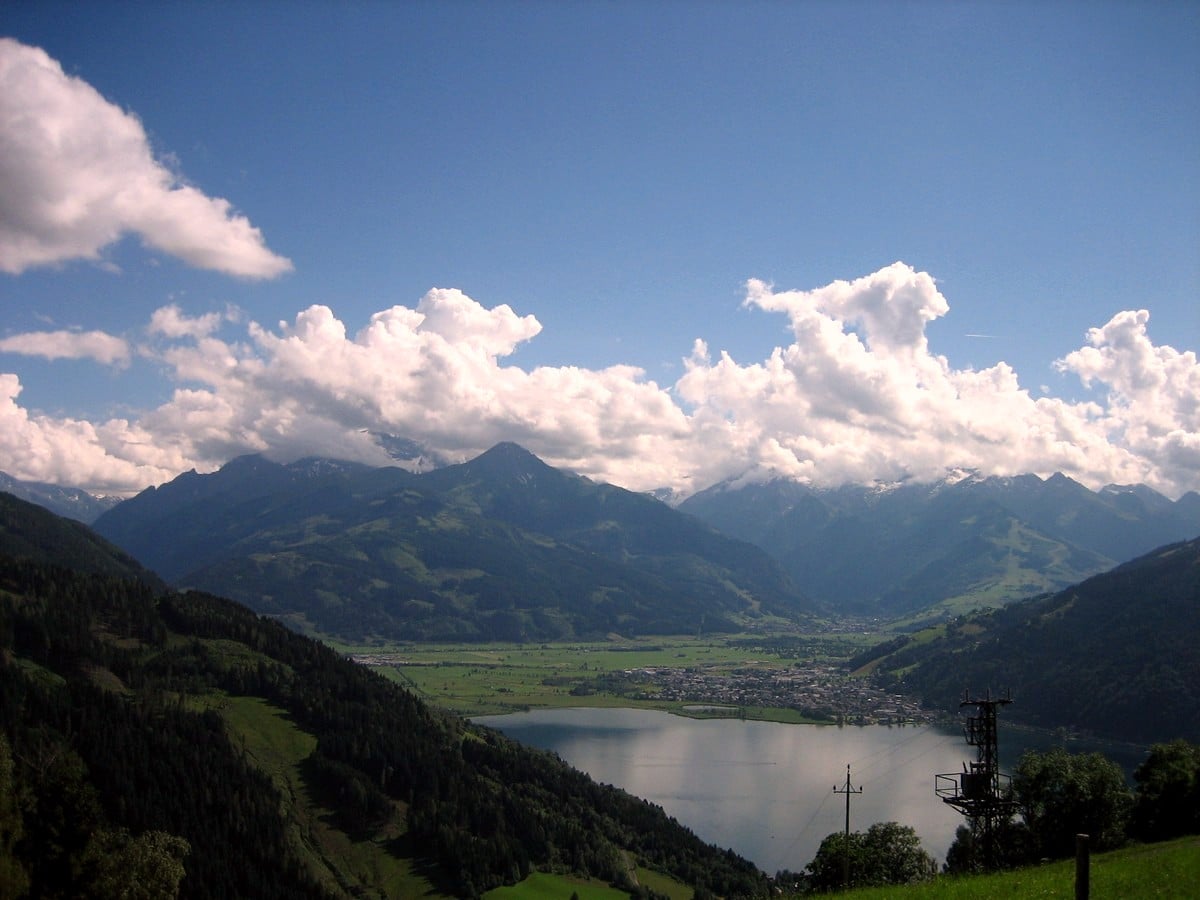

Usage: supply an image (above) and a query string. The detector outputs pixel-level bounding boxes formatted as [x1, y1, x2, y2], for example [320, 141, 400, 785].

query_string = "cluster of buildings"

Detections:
[616, 663, 936, 725]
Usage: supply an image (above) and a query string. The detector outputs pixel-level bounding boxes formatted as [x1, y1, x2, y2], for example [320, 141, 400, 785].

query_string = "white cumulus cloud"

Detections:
[1056, 309, 1200, 490]
[0, 37, 291, 278]
[0, 264, 1196, 500]
[0, 374, 187, 493]
[0, 329, 130, 366]
[676, 264, 1172, 492]
[147, 304, 229, 340]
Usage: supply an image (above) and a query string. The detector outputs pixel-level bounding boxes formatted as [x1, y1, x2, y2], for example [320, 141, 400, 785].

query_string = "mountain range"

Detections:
[680, 472, 1200, 619]
[0, 470, 121, 523]
[91, 443, 810, 642]
[11, 446, 1200, 633]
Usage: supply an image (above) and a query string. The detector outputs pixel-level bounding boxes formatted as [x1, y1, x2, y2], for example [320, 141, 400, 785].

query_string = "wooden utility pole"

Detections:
[833, 763, 863, 888]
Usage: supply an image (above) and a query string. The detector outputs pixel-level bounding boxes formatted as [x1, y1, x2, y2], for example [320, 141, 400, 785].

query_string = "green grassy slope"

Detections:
[833, 836, 1199, 899]
[210, 694, 435, 897]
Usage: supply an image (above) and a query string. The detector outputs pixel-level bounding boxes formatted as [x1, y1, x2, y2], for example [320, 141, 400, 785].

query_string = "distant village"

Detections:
[601, 663, 937, 725]
[355, 648, 939, 726]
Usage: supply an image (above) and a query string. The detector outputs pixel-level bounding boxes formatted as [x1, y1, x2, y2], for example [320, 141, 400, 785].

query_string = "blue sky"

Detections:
[1, 1, 1197, 498]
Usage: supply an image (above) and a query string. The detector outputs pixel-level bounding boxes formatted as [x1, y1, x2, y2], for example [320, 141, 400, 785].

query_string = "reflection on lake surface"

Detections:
[473, 707, 973, 873]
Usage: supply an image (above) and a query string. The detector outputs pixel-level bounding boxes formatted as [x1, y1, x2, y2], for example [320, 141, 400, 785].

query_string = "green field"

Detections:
[823, 836, 1200, 899]
[481, 867, 696, 899]
[483, 871, 638, 900]
[343, 631, 874, 718]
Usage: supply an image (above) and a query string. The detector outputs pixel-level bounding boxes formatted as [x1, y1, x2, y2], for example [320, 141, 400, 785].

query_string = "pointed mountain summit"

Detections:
[455, 440, 550, 479]
[422, 441, 560, 501]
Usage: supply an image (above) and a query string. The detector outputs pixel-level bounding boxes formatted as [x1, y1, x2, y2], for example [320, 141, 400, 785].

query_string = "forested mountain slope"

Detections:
[0, 501, 770, 898]
[0, 492, 162, 588]
[859, 537, 1200, 744]
[94, 443, 809, 642]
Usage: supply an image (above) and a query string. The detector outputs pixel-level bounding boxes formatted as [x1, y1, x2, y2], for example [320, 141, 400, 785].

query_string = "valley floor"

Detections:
[344, 630, 923, 725]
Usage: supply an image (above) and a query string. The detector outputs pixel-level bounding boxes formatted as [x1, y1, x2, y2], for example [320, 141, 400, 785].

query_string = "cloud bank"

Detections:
[0, 263, 1197, 500]
[0, 37, 291, 278]
[1, 39, 1192, 501]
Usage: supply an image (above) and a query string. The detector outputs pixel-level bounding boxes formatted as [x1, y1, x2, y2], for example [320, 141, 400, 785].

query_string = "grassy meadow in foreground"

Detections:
[830, 836, 1200, 899]
[482, 836, 1200, 900]
[482, 871, 636, 899]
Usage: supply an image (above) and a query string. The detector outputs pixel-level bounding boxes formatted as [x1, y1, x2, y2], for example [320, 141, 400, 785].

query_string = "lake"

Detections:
[473, 706, 1150, 874]
[472, 707, 976, 873]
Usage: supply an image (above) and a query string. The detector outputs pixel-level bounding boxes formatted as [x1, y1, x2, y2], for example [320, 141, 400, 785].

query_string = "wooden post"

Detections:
[1075, 833, 1089, 900]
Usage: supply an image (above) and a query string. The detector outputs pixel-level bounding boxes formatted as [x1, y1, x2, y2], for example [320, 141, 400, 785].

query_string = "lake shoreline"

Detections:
[473, 706, 972, 872]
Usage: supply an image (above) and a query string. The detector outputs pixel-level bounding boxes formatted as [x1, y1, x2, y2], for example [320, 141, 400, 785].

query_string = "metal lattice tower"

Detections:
[935, 689, 1018, 870]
